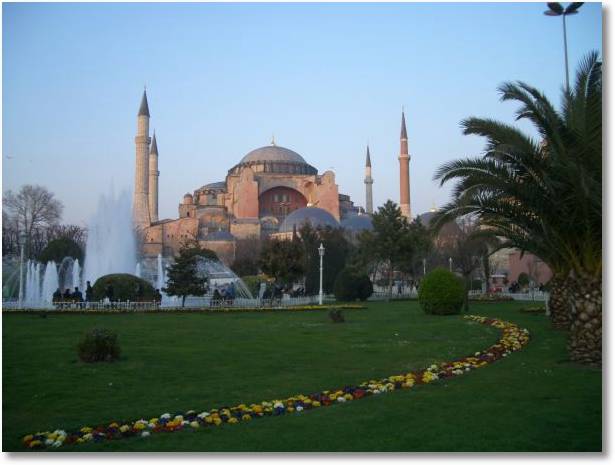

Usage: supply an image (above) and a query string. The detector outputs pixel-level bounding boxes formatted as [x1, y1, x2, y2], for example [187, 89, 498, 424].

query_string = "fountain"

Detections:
[41, 261, 59, 305]
[83, 189, 136, 285]
[135, 262, 142, 278]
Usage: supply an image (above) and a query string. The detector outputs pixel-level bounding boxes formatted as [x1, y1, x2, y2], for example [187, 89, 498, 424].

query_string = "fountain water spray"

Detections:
[84, 189, 136, 285]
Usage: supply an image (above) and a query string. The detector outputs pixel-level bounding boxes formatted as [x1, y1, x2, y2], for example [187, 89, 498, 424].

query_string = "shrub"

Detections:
[334, 267, 374, 302]
[92, 274, 155, 302]
[418, 268, 465, 315]
[78, 328, 120, 363]
[241, 275, 265, 297]
[328, 309, 345, 323]
[517, 272, 530, 287]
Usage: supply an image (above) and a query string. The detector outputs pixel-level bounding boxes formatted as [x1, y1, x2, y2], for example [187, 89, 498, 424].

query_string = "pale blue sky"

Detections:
[3, 2, 603, 226]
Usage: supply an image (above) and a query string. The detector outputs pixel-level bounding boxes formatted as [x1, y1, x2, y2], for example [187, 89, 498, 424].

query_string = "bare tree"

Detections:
[3, 185, 63, 257]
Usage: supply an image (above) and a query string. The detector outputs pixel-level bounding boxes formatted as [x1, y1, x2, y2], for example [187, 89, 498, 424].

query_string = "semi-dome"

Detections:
[240, 145, 308, 165]
[341, 214, 374, 232]
[279, 207, 339, 233]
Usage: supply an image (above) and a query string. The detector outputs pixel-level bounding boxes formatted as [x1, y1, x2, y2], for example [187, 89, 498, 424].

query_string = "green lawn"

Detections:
[2, 301, 602, 452]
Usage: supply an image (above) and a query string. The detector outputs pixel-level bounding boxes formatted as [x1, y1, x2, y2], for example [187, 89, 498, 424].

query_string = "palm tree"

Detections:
[432, 51, 602, 366]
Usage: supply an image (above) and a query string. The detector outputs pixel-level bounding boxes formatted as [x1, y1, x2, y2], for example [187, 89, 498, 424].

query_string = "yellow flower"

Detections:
[80, 426, 92, 434]
[242, 414, 252, 421]
[213, 417, 222, 426]
[22, 434, 33, 444]
[190, 421, 200, 428]
[228, 417, 239, 424]
[119, 425, 130, 433]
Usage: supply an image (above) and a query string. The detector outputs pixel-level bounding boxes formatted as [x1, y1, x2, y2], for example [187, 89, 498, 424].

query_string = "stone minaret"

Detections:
[133, 90, 151, 229]
[399, 110, 411, 219]
[364, 145, 374, 214]
[148, 131, 159, 222]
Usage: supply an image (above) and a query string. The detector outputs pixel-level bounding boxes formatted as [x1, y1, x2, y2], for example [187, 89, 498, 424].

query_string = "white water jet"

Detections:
[41, 261, 59, 305]
[25, 261, 42, 305]
[84, 189, 137, 285]
[72, 259, 82, 291]
[156, 254, 165, 290]
[135, 262, 142, 278]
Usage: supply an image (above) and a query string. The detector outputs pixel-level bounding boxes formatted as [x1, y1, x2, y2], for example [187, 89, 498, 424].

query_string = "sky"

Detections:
[2, 2, 603, 227]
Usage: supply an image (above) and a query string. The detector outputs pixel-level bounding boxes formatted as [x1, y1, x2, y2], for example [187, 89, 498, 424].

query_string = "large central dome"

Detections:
[239, 145, 307, 165]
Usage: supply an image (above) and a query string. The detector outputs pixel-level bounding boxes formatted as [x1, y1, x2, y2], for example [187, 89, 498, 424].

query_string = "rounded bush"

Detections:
[78, 328, 120, 363]
[334, 268, 373, 302]
[92, 274, 155, 302]
[418, 268, 465, 315]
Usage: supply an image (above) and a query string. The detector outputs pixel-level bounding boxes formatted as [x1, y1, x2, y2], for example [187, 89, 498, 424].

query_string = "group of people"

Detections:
[209, 282, 237, 307]
[51, 281, 164, 309]
[52, 281, 94, 308]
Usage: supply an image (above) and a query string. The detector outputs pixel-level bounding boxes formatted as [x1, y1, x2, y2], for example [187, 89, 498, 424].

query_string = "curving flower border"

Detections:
[22, 315, 529, 450]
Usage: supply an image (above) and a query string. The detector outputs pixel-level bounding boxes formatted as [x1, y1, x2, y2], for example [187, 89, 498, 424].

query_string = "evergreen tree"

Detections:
[259, 238, 305, 286]
[163, 241, 210, 307]
[300, 224, 350, 294]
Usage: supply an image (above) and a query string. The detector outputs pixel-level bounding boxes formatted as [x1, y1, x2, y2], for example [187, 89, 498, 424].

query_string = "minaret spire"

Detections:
[148, 131, 160, 222]
[364, 144, 374, 215]
[398, 108, 411, 219]
[133, 89, 152, 229]
[138, 90, 150, 117]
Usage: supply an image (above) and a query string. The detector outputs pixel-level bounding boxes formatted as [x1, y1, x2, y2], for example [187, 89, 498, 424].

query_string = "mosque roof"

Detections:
[204, 230, 235, 241]
[201, 181, 227, 190]
[341, 214, 374, 232]
[239, 144, 308, 165]
[279, 207, 339, 233]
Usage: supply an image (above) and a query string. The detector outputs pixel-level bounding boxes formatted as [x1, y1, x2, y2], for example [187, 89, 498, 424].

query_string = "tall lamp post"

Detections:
[544, 2, 584, 92]
[318, 243, 325, 305]
[449, 257, 453, 272]
[18, 231, 26, 309]
[422, 258, 426, 276]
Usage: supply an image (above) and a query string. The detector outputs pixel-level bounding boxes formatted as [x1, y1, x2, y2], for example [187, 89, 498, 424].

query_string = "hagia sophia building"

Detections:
[132, 90, 412, 264]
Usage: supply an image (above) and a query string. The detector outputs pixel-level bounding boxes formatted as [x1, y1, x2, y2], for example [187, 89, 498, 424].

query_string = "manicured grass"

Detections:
[2, 301, 601, 451]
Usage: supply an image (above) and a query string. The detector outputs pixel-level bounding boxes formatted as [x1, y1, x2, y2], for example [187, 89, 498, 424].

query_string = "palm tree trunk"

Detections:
[567, 274, 602, 366]
[548, 274, 572, 329]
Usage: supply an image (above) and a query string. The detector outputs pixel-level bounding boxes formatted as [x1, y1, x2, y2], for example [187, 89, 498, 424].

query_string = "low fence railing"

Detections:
[468, 290, 549, 302]
[2, 294, 337, 311]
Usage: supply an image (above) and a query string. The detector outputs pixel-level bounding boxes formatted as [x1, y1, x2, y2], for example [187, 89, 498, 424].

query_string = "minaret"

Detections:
[364, 144, 374, 214]
[148, 131, 159, 223]
[399, 109, 411, 219]
[133, 90, 151, 229]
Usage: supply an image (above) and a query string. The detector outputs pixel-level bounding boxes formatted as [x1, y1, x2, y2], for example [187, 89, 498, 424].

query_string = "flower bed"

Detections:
[3, 304, 365, 315]
[21, 314, 530, 450]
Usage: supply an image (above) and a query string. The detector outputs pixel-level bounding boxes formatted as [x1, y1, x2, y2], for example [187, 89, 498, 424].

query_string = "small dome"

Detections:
[202, 181, 226, 190]
[240, 145, 307, 165]
[204, 230, 235, 241]
[279, 207, 339, 233]
[183, 193, 193, 204]
[341, 214, 373, 232]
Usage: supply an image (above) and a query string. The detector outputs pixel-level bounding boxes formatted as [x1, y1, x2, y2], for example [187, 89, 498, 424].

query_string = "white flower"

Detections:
[160, 413, 171, 420]
[45, 439, 54, 446]
[273, 402, 284, 409]
[52, 441, 63, 448]
[337, 397, 346, 403]
[198, 412, 209, 419]
[181, 420, 189, 426]
[296, 406, 304, 412]
[373, 390, 381, 395]
[141, 431, 150, 438]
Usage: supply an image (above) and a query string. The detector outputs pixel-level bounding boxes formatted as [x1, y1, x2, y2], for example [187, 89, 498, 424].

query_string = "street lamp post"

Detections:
[318, 243, 325, 305]
[544, 2, 584, 92]
[422, 258, 426, 276]
[449, 257, 453, 272]
[18, 232, 26, 309]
